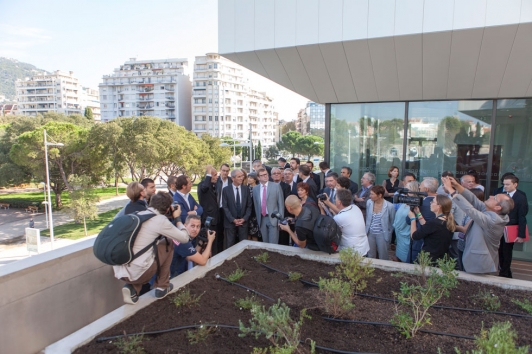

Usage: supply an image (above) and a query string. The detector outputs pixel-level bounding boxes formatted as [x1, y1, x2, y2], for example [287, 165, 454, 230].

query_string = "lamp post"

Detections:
[44, 129, 64, 250]
[40, 182, 48, 228]
[220, 142, 236, 168]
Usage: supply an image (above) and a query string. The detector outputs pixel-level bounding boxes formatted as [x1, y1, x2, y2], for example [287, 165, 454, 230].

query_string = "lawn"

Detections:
[0, 187, 126, 209]
[40, 207, 122, 240]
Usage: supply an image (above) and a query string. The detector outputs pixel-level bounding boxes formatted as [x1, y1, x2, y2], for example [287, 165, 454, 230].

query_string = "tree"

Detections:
[265, 145, 279, 160]
[296, 135, 324, 160]
[281, 121, 297, 135]
[66, 175, 99, 236]
[84, 107, 94, 121]
[202, 134, 232, 169]
[277, 131, 302, 157]
[256, 140, 262, 160]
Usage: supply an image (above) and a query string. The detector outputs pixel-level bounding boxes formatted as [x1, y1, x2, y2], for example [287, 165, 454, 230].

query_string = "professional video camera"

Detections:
[271, 212, 293, 226]
[392, 188, 427, 208]
[196, 216, 214, 254]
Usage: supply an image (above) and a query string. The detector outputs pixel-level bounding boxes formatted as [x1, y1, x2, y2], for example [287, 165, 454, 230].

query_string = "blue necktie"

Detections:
[236, 187, 242, 218]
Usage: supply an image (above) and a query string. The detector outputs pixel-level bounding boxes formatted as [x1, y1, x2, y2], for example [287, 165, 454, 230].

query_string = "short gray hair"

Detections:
[498, 195, 515, 215]
[422, 177, 438, 193]
[364, 172, 375, 184]
[271, 167, 281, 174]
[405, 181, 420, 193]
[230, 169, 241, 178]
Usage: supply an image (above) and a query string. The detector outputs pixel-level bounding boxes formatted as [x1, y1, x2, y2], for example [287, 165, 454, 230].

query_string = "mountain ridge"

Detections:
[0, 57, 49, 102]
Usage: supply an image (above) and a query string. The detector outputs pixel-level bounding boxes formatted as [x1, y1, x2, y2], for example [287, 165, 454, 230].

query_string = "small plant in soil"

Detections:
[255, 252, 270, 263]
[391, 252, 458, 338]
[186, 325, 217, 345]
[172, 289, 203, 308]
[455, 321, 529, 354]
[235, 295, 260, 310]
[317, 277, 355, 318]
[512, 298, 532, 315]
[114, 331, 147, 354]
[333, 247, 374, 293]
[239, 300, 315, 354]
[288, 272, 302, 282]
[474, 290, 501, 311]
[225, 263, 248, 282]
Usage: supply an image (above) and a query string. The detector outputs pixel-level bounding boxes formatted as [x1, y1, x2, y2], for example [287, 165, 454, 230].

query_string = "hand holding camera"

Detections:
[207, 230, 216, 242]
[171, 203, 181, 219]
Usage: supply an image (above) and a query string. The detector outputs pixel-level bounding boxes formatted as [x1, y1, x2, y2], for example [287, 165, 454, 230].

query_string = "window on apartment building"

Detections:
[208, 99, 212, 103]
[214, 63, 218, 69]
[209, 116, 212, 121]
[160, 86, 164, 90]
[208, 65, 212, 69]
[215, 116, 218, 121]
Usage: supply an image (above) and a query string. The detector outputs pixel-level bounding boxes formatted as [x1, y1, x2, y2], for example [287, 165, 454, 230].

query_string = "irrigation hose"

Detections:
[215, 274, 275, 302]
[96, 323, 369, 354]
[259, 264, 532, 320]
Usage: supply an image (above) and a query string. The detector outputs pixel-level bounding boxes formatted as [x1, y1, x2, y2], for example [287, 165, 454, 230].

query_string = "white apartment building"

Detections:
[192, 53, 278, 147]
[81, 87, 101, 121]
[15, 71, 85, 116]
[99, 58, 192, 128]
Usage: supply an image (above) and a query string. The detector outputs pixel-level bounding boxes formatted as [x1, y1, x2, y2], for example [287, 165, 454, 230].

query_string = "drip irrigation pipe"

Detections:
[96, 323, 369, 353]
[322, 318, 476, 340]
[259, 264, 532, 320]
[215, 274, 275, 302]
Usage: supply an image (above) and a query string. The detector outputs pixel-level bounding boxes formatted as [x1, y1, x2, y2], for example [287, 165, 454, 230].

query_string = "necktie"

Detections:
[235, 187, 242, 218]
[261, 184, 267, 216]
[330, 189, 335, 203]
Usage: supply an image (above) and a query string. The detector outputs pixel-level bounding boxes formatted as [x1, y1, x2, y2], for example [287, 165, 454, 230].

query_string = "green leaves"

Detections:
[276, 131, 324, 159]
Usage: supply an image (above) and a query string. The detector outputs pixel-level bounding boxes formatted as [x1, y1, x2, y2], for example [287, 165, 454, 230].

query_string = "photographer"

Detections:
[279, 195, 320, 250]
[114, 191, 189, 305]
[392, 181, 421, 262]
[442, 176, 514, 274]
[408, 194, 455, 263]
[333, 189, 369, 256]
[170, 214, 216, 278]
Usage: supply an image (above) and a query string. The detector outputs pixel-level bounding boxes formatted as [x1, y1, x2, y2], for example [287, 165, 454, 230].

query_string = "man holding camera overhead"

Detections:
[223, 169, 252, 248]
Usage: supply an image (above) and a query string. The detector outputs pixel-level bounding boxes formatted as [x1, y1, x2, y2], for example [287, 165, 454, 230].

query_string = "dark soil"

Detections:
[77, 249, 532, 354]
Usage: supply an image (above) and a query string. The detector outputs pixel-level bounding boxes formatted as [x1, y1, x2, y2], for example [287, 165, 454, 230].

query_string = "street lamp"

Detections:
[39, 182, 49, 228]
[44, 129, 64, 250]
[220, 142, 236, 168]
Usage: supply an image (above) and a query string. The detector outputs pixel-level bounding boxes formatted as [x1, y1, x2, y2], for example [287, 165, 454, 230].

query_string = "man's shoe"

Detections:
[155, 283, 174, 299]
[122, 284, 139, 305]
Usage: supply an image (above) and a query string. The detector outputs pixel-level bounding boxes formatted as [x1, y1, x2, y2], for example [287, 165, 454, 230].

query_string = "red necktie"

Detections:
[261, 184, 267, 216]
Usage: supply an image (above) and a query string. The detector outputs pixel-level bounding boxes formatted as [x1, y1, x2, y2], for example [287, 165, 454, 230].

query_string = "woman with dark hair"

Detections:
[408, 194, 455, 263]
[297, 182, 317, 208]
[382, 166, 403, 202]
[246, 173, 261, 241]
[366, 185, 396, 260]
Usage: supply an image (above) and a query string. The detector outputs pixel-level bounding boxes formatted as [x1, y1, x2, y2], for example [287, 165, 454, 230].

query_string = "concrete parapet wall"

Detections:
[0, 238, 123, 354]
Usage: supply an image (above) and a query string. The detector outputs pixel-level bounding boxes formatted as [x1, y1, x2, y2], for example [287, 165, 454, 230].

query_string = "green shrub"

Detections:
[225, 263, 247, 282]
[288, 272, 302, 282]
[455, 322, 528, 354]
[114, 331, 147, 354]
[474, 290, 501, 311]
[334, 248, 374, 293]
[235, 295, 260, 310]
[172, 289, 203, 308]
[391, 252, 459, 338]
[512, 298, 532, 315]
[255, 252, 269, 263]
[317, 277, 355, 318]
[187, 325, 217, 345]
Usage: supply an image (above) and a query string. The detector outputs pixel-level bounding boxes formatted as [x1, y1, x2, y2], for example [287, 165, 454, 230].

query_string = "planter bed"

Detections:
[74, 248, 532, 354]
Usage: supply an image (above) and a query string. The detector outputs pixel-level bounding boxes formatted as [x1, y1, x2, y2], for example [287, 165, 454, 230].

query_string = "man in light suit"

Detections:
[499, 175, 528, 278]
[222, 169, 252, 248]
[173, 175, 203, 224]
[253, 168, 285, 244]
[354, 172, 374, 218]
[442, 176, 514, 274]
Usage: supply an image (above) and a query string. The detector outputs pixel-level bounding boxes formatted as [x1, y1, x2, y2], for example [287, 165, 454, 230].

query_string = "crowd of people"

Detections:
[111, 158, 528, 305]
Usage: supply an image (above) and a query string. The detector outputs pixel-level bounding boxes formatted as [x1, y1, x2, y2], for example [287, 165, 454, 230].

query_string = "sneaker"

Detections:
[122, 284, 139, 305]
[155, 283, 174, 299]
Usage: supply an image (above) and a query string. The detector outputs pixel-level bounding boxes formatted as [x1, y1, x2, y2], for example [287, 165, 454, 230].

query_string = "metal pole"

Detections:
[43, 183, 48, 228]
[233, 143, 236, 169]
[44, 130, 55, 249]
[348, 130, 351, 164]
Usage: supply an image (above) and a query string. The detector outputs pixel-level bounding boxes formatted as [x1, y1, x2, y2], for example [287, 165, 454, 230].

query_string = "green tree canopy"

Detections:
[84, 107, 94, 121]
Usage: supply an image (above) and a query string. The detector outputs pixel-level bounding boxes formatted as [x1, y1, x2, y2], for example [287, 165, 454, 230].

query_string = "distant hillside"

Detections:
[0, 57, 49, 101]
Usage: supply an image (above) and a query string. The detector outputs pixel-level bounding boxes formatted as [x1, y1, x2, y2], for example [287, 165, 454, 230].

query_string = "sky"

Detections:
[0, 0, 308, 121]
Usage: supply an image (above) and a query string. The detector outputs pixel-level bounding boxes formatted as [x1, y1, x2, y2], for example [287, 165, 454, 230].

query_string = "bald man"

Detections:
[279, 195, 320, 251]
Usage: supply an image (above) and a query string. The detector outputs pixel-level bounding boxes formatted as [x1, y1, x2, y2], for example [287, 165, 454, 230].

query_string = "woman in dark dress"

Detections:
[246, 173, 261, 241]
[408, 194, 455, 263]
[382, 166, 403, 202]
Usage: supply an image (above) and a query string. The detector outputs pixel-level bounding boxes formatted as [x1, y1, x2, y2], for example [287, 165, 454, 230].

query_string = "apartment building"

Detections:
[81, 87, 101, 121]
[99, 58, 192, 128]
[306, 102, 325, 131]
[15, 71, 86, 116]
[192, 53, 278, 147]
[0, 104, 18, 116]
[295, 108, 310, 135]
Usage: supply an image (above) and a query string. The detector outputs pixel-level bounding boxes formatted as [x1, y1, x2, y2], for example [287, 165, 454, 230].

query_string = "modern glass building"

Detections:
[218, 0, 532, 262]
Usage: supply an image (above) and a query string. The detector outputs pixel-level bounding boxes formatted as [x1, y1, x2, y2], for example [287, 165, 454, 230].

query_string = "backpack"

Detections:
[313, 214, 342, 254]
[93, 212, 157, 265]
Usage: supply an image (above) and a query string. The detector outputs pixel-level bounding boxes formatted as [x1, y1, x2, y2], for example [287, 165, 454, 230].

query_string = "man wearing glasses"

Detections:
[442, 177, 514, 274]
[253, 168, 285, 244]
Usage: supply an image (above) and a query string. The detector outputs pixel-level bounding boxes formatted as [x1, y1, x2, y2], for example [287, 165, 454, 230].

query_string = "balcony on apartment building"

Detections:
[138, 111, 155, 116]
[137, 104, 154, 110]
[165, 95, 175, 101]
[165, 103, 175, 108]
[137, 96, 154, 101]
[137, 87, 154, 93]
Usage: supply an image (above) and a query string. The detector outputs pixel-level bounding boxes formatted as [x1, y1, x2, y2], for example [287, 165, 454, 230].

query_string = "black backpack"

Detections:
[93, 212, 157, 265]
[313, 214, 342, 254]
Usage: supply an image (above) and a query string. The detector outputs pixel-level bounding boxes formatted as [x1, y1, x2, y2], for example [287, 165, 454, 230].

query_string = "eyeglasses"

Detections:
[259, 174, 268, 177]
[272, 172, 281, 174]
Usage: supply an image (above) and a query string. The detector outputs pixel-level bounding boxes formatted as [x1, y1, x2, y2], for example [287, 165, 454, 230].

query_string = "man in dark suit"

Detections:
[290, 157, 302, 184]
[272, 167, 291, 245]
[173, 175, 203, 224]
[354, 172, 374, 218]
[306, 161, 322, 188]
[317, 161, 333, 190]
[215, 163, 232, 254]
[277, 157, 290, 171]
[340, 166, 359, 195]
[283, 168, 298, 195]
[491, 172, 516, 196]
[298, 165, 318, 201]
[253, 159, 272, 180]
[198, 165, 219, 227]
[320, 173, 339, 216]
[222, 169, 252, 248]
[499, 175, 528, 278]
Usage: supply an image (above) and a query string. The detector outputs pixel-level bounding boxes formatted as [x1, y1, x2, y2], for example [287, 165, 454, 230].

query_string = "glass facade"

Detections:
[330, 99, 532, 261]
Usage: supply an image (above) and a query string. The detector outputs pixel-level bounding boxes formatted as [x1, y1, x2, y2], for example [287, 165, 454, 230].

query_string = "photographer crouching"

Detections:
[278, 195, 320, 250]
[170, 215, 216, 278]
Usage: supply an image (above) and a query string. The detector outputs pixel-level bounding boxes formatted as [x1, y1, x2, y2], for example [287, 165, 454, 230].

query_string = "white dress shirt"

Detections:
[219, 177, 229, 208]
[334, 205, 369, 256]
[177, 190, 190, 209]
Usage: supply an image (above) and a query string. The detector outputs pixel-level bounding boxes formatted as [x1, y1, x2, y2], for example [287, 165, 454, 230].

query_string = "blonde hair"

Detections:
[241, 169, 248, 186]
[126, 182, 144, 202]
[436, 194, 455, 232]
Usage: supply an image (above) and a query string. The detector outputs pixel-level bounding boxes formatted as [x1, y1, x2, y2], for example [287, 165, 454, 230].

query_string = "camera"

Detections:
[204, 216, 213, 230]
[196, 216, 215, 254]
[271, 212, 293, 225]
[392, 188, 427, 207]
[316, 193, 327, 201]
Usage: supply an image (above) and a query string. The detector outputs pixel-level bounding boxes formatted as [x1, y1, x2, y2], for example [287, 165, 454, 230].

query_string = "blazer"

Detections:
[222, 184, 252, 228]
[198, 175, 219, 226]
[303, 177, 318, 201]
[348, 180, 359, 195]
[322, 187, 337, 204]
[453, 188, 509, 274]
[173, 192, 204, 224]
[279, 181, 292, 217]
[365, 200, 396, 242]
[507, 189, 529, 239]
[285, 180, 298, 195]
[253, 182, 285, 227]
[354, 185, 372, 212]
[216, 176, 233, 207]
